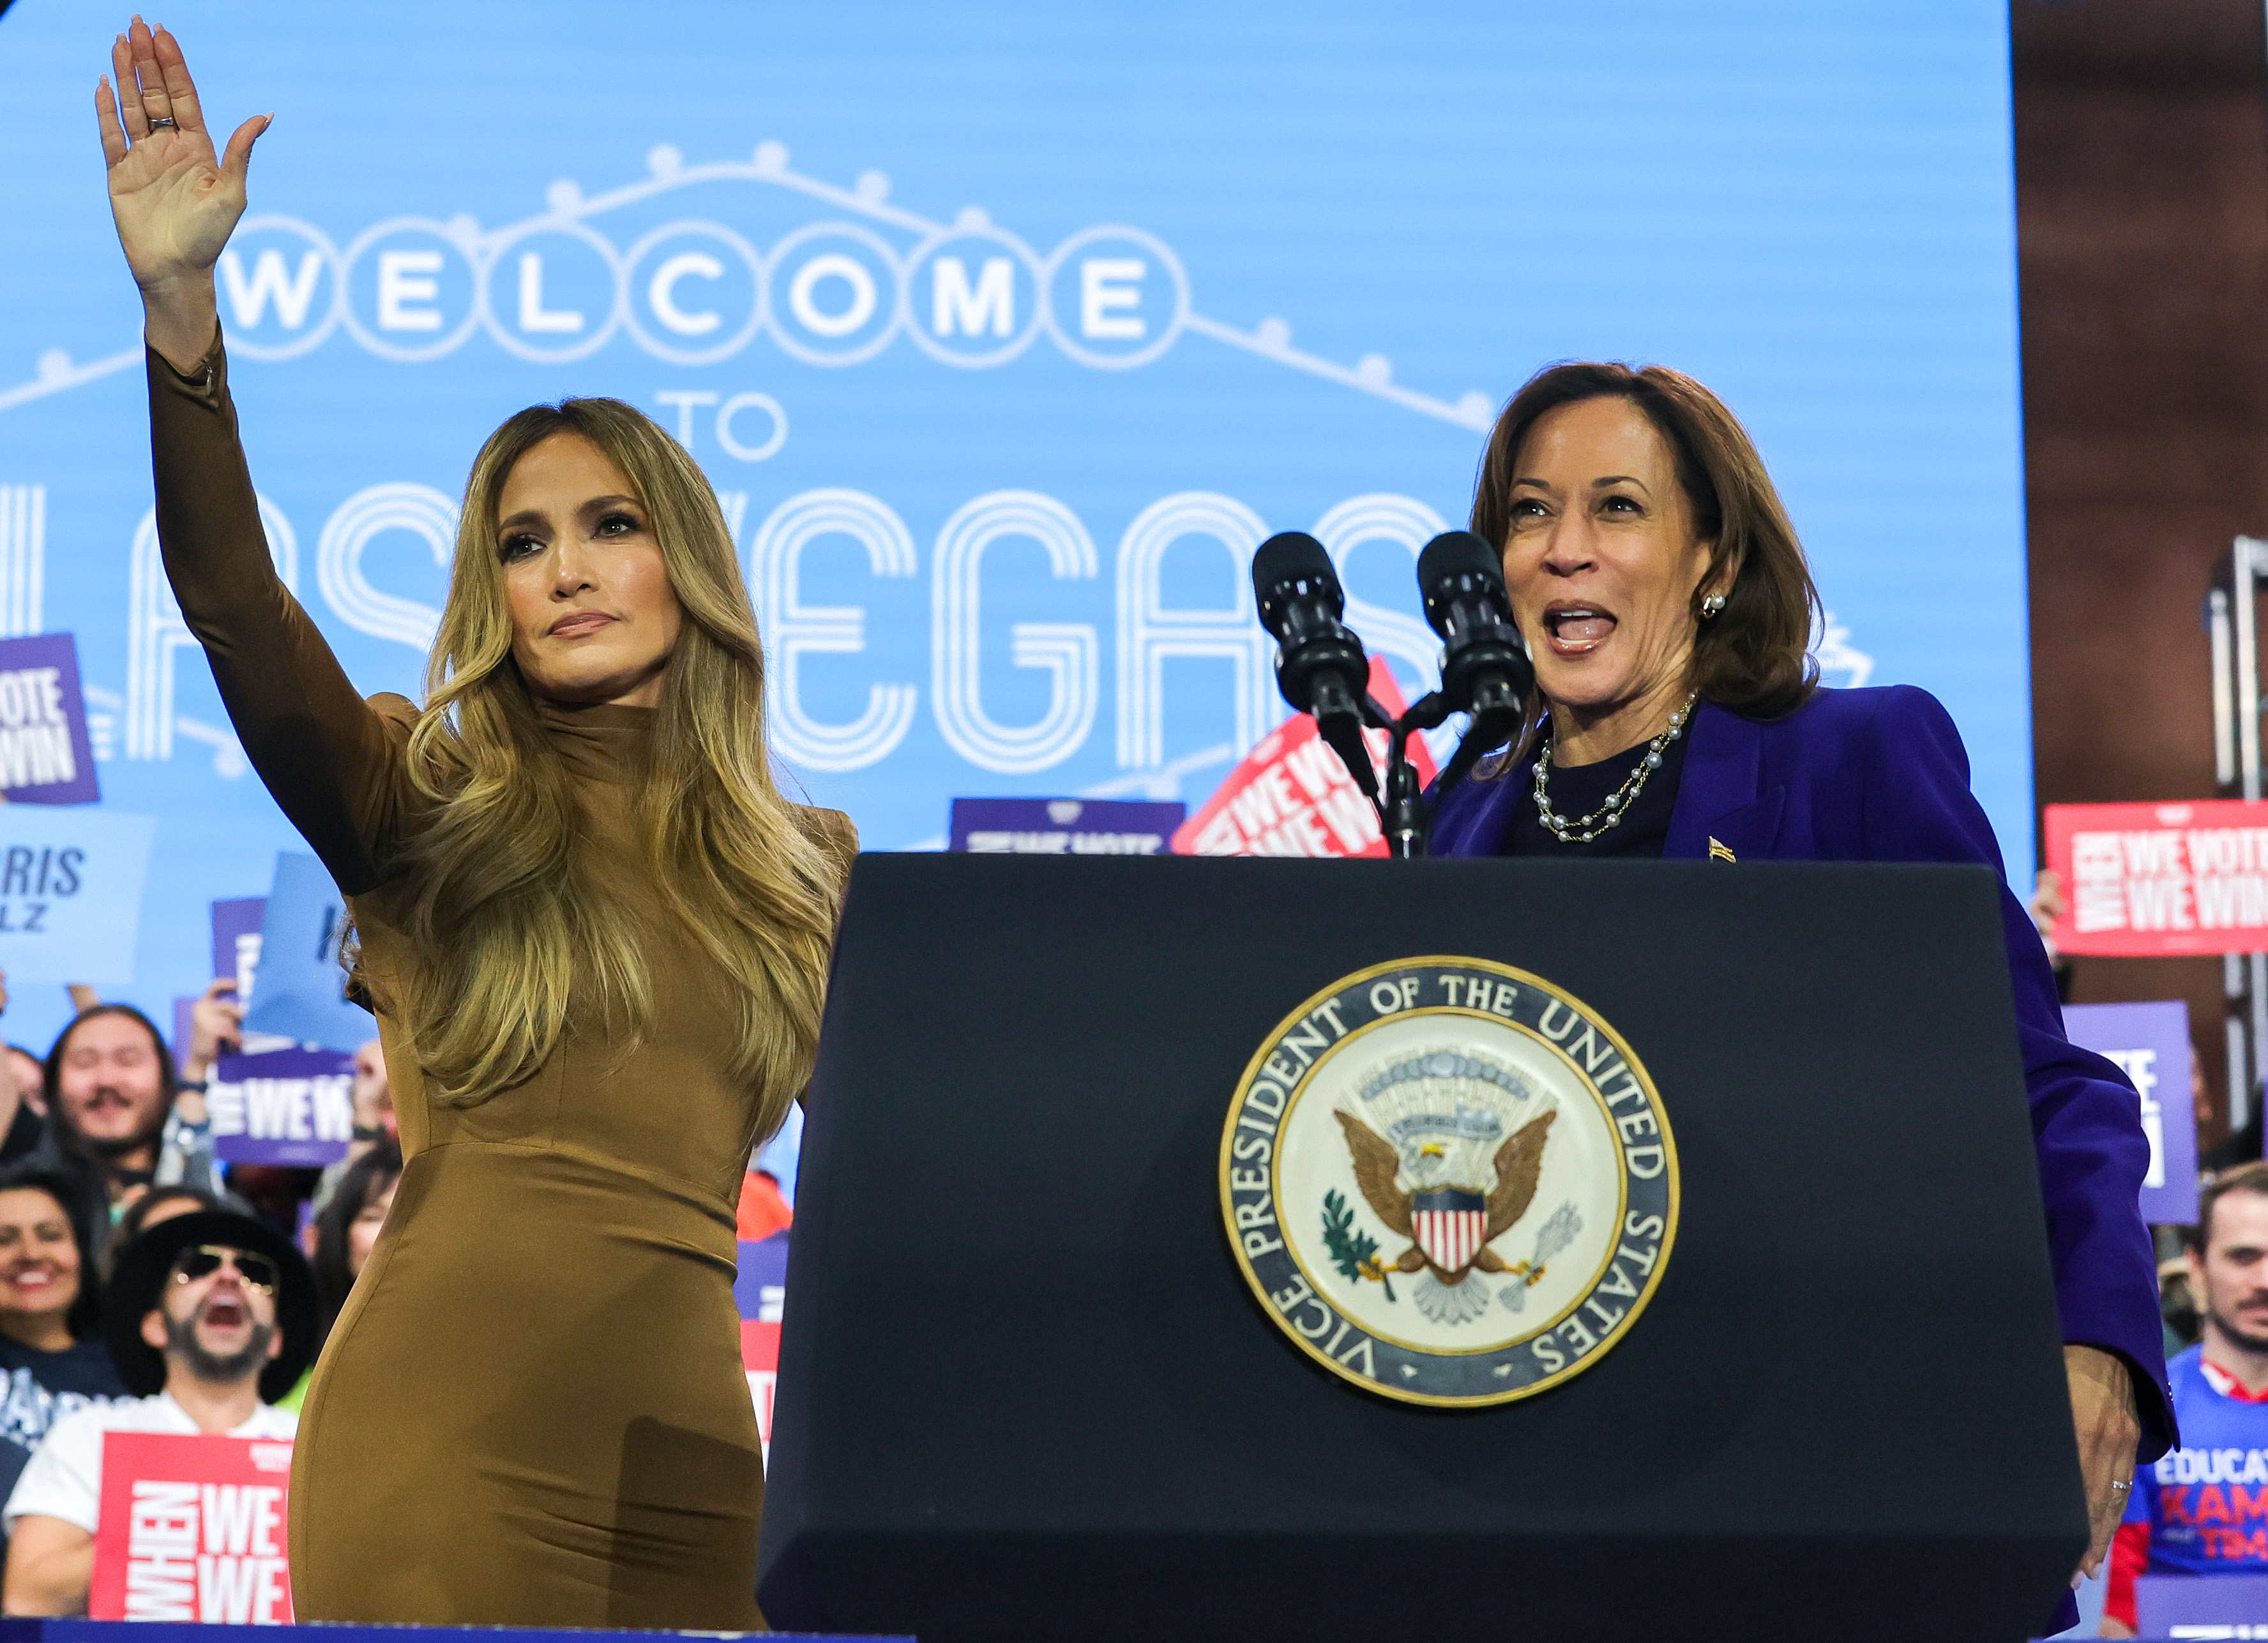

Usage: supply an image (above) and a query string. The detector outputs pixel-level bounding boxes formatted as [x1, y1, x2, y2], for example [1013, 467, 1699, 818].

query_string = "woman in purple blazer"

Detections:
[1430, 361, 2171, 1594]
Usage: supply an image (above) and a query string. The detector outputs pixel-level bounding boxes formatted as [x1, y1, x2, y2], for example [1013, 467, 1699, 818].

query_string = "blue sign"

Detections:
[949, 796, 1183, 856]
[2064, 1001, 2199, 1225]
[755, 1102, 804, 1208]
[209, 1045, 357, 1167]
[0, 1, 2034, 1051]
[0, 808, 153, 985]
[239, 854, 369, 1053]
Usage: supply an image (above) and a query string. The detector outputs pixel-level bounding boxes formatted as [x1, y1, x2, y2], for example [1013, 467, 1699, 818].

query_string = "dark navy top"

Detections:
[0, 1335, 129, 1524]
[1495, 727, 1691, 859]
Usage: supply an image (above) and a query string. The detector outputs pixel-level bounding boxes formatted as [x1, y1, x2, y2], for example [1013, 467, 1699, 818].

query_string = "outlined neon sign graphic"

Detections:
[0, 137, 1875, 811]
[2, 139, 1499, 432]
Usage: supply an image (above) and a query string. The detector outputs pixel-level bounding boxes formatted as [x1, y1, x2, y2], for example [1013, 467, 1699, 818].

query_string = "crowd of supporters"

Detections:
[0, 969, 395, 1615]
[2033, 872, 2268, 1635]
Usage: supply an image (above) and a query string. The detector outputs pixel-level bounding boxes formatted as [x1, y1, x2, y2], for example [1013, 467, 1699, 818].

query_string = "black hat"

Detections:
[105, 1209, 319, 1404]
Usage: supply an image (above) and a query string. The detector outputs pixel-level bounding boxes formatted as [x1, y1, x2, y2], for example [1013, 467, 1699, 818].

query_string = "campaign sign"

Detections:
[0, 635, 98, 805]
[949, 797, 1184, 856]
[1174, 660, 1434, 857]
[211, 897, 266, 999]
[2044, 799, 2268, 958]
[87, 1431, 296, 1623]
[240, 854, 370, 1052]
[2135, 1571, 2268, 1635]
[737, 1229, 790, 1462]
[212, 895, 295, 1057]
[209, 1046, 358, 1167]
[2063, 1000, 2199, 1225]
[0, 807, 154, 984]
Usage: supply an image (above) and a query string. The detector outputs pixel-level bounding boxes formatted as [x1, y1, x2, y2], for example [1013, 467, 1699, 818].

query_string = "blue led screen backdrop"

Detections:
[0, 1, 2030, 1050]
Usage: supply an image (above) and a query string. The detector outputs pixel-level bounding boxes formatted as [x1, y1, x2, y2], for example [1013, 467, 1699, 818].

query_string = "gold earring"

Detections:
[1700, 594, 1727, 619]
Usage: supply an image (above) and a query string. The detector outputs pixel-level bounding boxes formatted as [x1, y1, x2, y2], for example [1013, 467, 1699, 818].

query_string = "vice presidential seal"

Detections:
[1220, 957, 1677, 1407]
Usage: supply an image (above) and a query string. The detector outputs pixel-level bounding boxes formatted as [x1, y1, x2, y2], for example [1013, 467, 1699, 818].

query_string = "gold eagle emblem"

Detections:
[1331, 1106, 1555, 1283]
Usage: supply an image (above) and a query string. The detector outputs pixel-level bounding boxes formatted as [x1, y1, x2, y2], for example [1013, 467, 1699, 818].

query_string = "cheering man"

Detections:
[0, 1209, 312, 1616]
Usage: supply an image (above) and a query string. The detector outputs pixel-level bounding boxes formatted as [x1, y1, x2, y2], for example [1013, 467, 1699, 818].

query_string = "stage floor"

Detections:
[0, 1624, 908, 1641]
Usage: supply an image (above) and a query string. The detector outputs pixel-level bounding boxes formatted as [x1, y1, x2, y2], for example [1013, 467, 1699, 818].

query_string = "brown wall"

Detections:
[2014, 0, 2268, 1135]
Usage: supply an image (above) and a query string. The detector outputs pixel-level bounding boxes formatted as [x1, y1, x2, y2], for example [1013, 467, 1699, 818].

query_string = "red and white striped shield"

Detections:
[1411, 1190, 1488, 1275]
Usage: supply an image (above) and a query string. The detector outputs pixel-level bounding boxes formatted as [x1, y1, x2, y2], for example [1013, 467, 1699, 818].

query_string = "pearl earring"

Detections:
[1700, 594, 1727, 619]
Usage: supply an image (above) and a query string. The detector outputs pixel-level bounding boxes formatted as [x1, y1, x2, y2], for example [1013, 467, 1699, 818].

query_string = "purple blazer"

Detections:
[1432, 684, 2176, 1457]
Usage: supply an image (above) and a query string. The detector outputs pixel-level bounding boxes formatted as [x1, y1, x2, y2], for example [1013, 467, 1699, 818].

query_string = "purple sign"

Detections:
[210, 897, 264, 997]
[2136, 1571, 2268, 1633]
[949, 798, 1185, 856]
[0, 634, 98, 805]
[209, 1045, 357, 1166]
[2064, 1000, 2200, 1225]
[736, 1229, 790, 1321]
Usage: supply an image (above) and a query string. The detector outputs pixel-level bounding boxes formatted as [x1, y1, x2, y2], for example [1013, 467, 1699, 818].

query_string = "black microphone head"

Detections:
[1418, 529, 1531, 722]
[1418, 531, 1513, 635]
[1251, 531, 1343, 639]
[1416, 530, 1503, 592]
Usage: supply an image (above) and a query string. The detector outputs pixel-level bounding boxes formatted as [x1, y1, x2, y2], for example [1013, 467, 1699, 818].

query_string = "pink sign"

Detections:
[1174, 660, 1436, 858]
[2043, 799, 2268, 957]
[87, 1431, 295, 1623]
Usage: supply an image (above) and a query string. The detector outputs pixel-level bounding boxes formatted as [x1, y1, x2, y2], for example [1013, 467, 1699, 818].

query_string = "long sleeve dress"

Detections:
[148, 337, 852, 1627]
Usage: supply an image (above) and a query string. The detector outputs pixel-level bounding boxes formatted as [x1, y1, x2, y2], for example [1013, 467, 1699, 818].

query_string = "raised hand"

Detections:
[182, 976, 245, 1084]
[95, 17, 271, 370]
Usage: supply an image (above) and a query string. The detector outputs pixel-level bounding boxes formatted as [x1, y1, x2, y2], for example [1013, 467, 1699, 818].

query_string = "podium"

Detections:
[756, 855, 2085, 1643]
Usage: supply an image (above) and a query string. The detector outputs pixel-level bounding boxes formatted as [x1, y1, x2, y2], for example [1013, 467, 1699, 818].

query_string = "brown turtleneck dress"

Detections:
[148, 338, 852, 1627]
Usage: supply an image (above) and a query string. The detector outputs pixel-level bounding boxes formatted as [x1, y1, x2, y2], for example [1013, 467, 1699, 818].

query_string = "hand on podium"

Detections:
[2066, 1344, 2140, 1583]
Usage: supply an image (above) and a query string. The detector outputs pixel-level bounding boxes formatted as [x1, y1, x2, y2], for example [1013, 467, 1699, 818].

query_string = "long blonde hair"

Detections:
[382, 398, 841, 1111]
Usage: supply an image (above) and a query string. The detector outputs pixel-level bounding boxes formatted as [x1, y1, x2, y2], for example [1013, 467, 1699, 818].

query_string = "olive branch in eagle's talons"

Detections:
[1320, 1190, 1398, 1302]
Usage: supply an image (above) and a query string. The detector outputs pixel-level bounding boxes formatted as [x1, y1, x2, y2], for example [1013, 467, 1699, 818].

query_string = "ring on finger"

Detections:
[2108, 1480, 2133, 1494]
[147, 117, 178, 131]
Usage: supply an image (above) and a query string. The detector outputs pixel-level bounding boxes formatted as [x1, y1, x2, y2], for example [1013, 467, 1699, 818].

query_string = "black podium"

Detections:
[755, 854, 2084, 1643]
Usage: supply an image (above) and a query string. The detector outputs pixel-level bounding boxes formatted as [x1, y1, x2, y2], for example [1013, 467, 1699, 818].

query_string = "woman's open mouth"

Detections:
[1543, 603, 1617, 656]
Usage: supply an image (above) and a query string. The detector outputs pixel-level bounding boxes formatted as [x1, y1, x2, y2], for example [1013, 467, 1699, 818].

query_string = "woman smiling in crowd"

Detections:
[308, 1144, 402, 1352]
[96, 19, 852, 1627]
[0, 1167, 126, 1536]
[1429, 362, 2170, 1612]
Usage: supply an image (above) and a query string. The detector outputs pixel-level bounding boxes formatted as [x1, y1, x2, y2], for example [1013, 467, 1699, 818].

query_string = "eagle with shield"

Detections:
[1331, 1049, 1560, 1326]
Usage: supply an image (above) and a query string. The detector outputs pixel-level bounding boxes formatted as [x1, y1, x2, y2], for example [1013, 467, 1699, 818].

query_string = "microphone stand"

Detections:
[1321, 686, 1516, 861]
[1341, 690, 1453, 861]
[1269, 527, 1530, 862]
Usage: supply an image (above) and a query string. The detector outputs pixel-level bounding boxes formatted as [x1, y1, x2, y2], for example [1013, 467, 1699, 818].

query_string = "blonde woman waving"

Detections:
[96, 20, 852, 1626]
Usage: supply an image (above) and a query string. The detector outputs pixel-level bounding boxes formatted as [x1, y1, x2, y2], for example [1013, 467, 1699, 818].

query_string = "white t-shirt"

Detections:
[1, 1392, 297, 1534]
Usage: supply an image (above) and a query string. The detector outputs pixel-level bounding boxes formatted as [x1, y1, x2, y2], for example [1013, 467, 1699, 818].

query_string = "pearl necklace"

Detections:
[1531, 693, 1698, 845]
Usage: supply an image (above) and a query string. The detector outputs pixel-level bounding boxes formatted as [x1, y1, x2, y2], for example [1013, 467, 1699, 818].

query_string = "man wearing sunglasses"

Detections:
[0, 1209, 313, 1616]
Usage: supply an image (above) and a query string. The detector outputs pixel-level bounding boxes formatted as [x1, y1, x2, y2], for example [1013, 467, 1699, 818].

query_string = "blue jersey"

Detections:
[2128, 1345, 2268, 1572]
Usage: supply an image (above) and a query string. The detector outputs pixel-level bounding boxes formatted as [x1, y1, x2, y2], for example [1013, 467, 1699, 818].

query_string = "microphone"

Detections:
[1251, 531, 1379, 798]
[1416, 530, 1531, 747]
